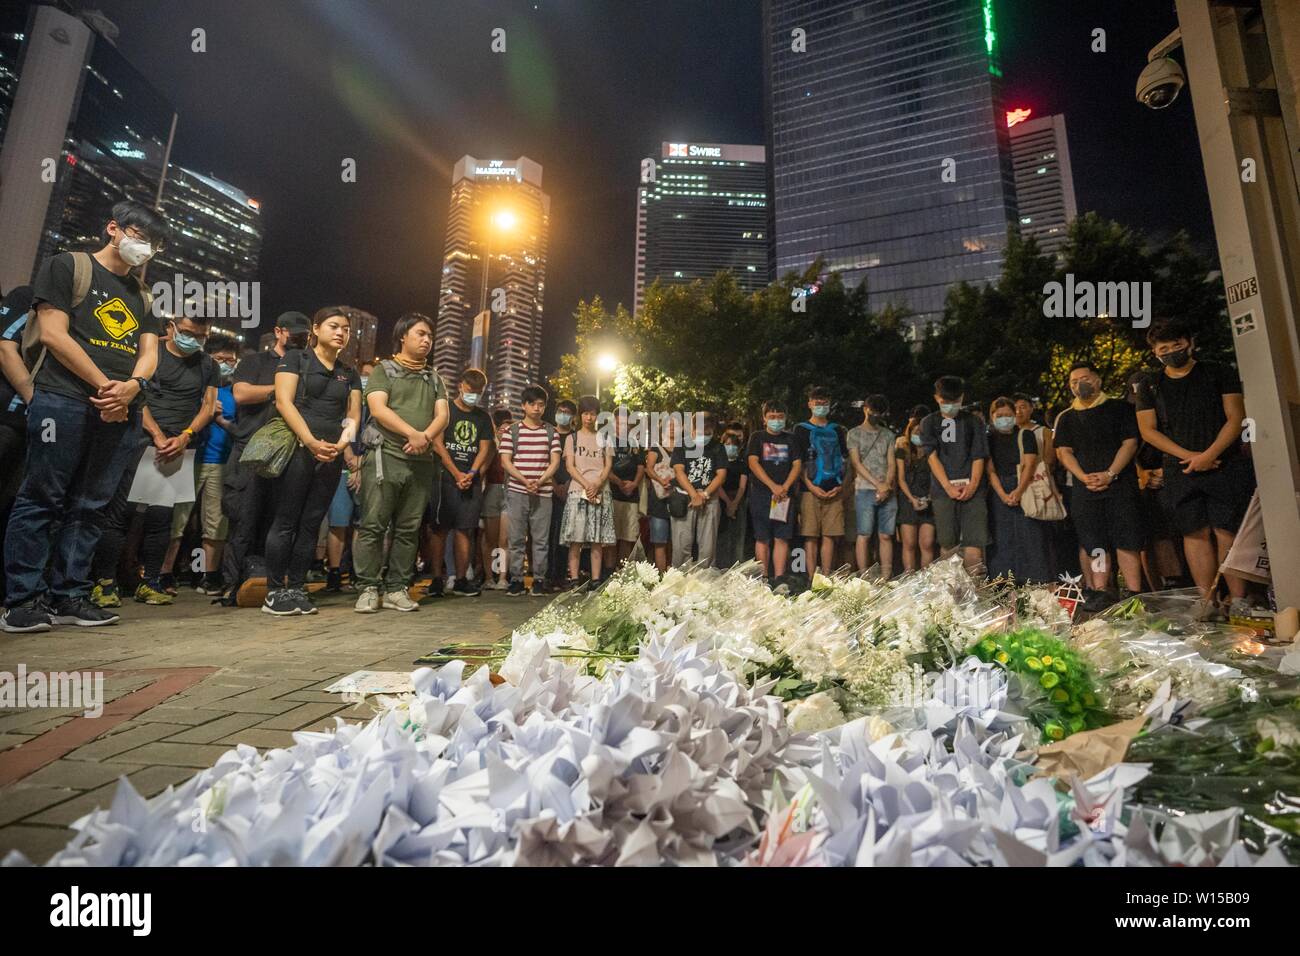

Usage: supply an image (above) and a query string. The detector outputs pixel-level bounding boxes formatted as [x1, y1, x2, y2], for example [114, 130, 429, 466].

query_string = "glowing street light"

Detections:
[595, 352, 619, 400]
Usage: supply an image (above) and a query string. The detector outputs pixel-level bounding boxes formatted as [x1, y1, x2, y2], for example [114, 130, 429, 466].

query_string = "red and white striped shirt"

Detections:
[499, 423, 562, 497]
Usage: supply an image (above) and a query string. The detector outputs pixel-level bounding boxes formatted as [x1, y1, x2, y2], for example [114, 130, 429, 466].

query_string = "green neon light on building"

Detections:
[983, 0, 1001, 75]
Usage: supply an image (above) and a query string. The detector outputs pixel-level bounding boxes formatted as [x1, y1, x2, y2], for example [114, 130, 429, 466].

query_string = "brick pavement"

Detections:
[0, 587, 543, 863]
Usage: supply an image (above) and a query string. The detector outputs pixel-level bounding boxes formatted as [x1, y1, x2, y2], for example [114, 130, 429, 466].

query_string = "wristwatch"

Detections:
[132, 376, 149, 393]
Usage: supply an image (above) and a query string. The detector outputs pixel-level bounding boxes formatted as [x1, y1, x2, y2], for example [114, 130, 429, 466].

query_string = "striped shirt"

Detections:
[500, 423, 562, 497]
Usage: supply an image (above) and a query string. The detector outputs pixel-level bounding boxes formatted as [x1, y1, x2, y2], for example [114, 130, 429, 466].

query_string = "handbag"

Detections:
[668, 489, 690, 519]
[1017, 428, 1067, 521]
[238, 356, 307, 478]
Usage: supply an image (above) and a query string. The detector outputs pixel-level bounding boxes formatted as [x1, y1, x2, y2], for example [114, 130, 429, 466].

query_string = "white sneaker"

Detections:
[486, 578, 508, 591]
[382, 589, 419, 612]
[354, 587, 381, 613]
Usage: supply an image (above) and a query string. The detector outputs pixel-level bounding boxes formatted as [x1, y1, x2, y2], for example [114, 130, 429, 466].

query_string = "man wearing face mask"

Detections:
[163, 333, 239, 596]
[1054, 362, 1144, 610]
[218, 311, 312, 604]
[3, 202, 168, 632]
[1135, 317, 1254, 608]
[545, 398, 578, 591]
[91, 313, 219, 607]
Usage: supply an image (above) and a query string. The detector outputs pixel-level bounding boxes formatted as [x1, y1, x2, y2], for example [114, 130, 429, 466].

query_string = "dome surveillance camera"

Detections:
[1137, 56, 1185, 109]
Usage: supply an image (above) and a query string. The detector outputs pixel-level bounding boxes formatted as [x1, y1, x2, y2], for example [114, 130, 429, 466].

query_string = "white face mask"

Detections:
[117, 234, 155, 267]
[461, 392, 480, 406]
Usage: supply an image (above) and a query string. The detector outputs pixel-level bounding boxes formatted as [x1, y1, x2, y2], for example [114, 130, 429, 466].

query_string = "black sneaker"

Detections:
[530, 580, 548, 596]
[2, 599, 54, 633]
[306, 560, 328, 584]
[450, 577, 481, 597]
[1081, 588, 1115, 614]
[291, 588, 318, 615]
[427, 576, 446, 598]
[506, 581, 526, 596]
[158, 573, 179, 596]
[50, 596, 120, 627]
[261, 589, 301, 616]
[324, 568, 343, 592]
[194, 573, 225, 596]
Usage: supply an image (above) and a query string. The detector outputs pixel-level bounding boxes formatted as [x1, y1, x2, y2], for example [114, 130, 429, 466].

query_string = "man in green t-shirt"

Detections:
[352, 313, 448, 612]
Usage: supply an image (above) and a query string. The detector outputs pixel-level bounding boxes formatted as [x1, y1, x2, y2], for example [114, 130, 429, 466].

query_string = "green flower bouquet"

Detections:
[968, 627, 1109, 742]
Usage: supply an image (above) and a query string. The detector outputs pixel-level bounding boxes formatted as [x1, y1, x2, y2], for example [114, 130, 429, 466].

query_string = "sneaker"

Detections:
[261, 589, 301, 616]
[159, 573, 179, 596]
[1, 600, 54, 633]
[91, 579, 121, 608]
[1081, 588, 1114, 614]
[382, 589, 419, 612]
[506, 581, 526, 596]
[50, 596, 120, 627]
[426, 576, 446, 599]
[291, 588, 318, 615]
[530, 580, 548, 596]
[354, 587, 381, 613]
[485, 578, 509, 591]
[134, 581, 175, 605]
[449, 578, 481, 598]
[324, 568, 343, 592]
[194, 574, 225, 596]
[306, 561, 328, 584]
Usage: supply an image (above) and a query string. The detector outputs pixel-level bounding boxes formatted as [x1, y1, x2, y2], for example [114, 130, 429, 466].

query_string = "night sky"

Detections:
[81, 0, 1214, 370]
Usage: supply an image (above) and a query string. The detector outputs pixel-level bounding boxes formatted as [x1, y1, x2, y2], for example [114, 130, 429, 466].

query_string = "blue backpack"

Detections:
[797, 421, 844, 490]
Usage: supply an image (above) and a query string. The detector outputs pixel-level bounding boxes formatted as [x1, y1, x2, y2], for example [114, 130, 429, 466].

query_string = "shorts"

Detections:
[1160, 455, 1255, 535]
[896, 493, 935, 527]
[171, 462, 228, 541]
[648, 515, 671, 545]
[799, 490, 846, 537]
[328, 471, 358, 527]
[482, 482, 506, 519]
[437, 473, 484, 531]
[612, 499, 641, 542]
[749, 494, 795, 542]
[931, 485, 990, 550]
[1070, 481, 1146, 553]
[854, 488, 899, 536]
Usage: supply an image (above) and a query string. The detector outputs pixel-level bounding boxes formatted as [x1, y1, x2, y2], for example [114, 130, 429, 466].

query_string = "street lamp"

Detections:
[470, 208, 518, 373]
[595, 352, 618, 400]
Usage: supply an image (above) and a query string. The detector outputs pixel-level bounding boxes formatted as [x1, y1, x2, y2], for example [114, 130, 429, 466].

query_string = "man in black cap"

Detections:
[218, 312, 311, 603]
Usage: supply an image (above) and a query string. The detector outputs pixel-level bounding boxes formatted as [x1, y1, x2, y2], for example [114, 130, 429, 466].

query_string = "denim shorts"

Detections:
[648, 515, 671, 544]
[328, 472, 358, 527]
[854, 488, 898, 537]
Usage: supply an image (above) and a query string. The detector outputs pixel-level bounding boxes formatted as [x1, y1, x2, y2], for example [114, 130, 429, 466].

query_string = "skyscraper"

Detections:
[762, 0, 1018, 332]
[634, 142, 771, 314]
[0, 4, 176, 293]
[1008, 111, 1077, 258]
[434, 155, 549, 410]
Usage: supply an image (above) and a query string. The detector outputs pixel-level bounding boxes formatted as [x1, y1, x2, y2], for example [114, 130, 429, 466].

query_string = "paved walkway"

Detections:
[0, 587, 544, 863]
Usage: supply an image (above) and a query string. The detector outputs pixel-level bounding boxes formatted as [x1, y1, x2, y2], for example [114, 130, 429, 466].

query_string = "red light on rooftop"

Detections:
[1006, 108, 1032, 128]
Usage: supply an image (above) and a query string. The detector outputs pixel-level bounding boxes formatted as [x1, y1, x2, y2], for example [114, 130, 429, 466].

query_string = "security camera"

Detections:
[1137, 56, 1186, 109]
[1137, 28, 1185, 110]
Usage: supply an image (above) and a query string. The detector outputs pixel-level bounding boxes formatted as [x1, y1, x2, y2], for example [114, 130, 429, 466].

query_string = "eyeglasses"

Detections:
[124, 226, 165, 252]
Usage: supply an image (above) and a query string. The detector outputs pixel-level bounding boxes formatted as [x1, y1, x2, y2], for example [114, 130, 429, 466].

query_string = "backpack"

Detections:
[20, 252, 154, 376]
[796, 421, 845, 490]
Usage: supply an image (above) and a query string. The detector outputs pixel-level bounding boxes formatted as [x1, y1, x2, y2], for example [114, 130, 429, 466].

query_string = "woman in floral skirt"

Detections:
[560, 395, 615, 586]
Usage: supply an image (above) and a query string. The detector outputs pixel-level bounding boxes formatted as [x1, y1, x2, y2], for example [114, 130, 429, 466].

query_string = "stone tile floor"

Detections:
[0, 586, 543, 863]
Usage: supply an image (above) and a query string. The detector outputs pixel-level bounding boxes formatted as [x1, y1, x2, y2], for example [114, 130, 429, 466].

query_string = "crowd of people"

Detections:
[0, 201, 1263, 633]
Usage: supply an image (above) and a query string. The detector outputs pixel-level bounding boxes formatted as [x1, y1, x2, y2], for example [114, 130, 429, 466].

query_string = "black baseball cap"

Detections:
[275, 311, 310, 333]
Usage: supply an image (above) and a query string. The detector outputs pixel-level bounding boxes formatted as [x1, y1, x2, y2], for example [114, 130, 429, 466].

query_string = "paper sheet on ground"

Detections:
[325, 671, 416, 696]
[127, 448, 195, 506]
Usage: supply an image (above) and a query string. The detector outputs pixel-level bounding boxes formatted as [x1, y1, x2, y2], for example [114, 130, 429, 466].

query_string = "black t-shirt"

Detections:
[646, 445, 672, 519]
[0, 285, 34, 425]
[443, 401, 493, 472]
[987, 426, 1037, 483]
[671, 439, 728, 491]
[276, 348, 360, 443]
[918, 411, 989, 482]
[147, 344, 218, 437]
[895, 444, 932, 498]
[1134, 362, 1243, 464]
[231, 349, 282, 443]
[745, 429, 802, 498]
[553, 429, 575, 485]
[610, 439, 645, 502]
[1054, 399, 1140, 496]
[722, 447, 747, 495]
[31, 253, 160, 402]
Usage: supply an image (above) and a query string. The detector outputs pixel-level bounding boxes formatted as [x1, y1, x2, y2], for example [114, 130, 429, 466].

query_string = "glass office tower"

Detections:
[763, 0, 1018, 332]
